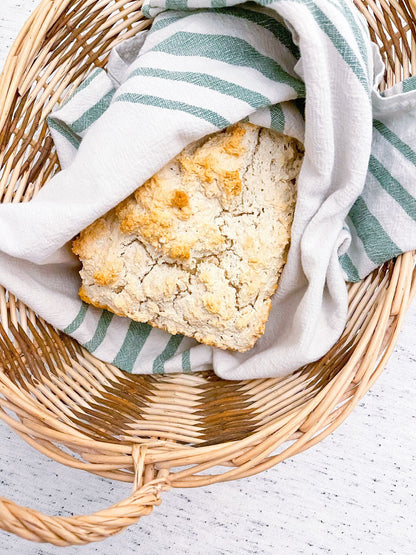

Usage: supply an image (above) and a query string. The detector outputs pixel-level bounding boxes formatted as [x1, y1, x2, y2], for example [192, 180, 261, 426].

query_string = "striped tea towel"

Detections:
[0, 0, 415, 379]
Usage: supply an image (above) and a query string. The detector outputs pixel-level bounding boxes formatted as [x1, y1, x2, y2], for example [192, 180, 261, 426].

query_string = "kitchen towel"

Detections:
[0, 0, 415, 378]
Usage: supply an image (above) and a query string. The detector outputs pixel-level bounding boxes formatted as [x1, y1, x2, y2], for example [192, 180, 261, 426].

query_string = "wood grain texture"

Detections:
[0, 2, 415, 553]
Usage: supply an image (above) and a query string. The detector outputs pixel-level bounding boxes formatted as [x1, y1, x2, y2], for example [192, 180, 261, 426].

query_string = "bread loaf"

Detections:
[72, 123, 303, 351]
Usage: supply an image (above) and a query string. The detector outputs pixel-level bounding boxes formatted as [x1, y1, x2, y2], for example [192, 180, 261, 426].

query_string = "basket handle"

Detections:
[0, 445, 170, 546]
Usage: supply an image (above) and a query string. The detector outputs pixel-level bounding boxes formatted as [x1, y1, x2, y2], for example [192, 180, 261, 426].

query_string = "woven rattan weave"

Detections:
[0, 0, 415, 546]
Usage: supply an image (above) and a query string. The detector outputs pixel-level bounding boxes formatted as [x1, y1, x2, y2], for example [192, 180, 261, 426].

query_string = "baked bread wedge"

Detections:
[72, 123, 303, 351]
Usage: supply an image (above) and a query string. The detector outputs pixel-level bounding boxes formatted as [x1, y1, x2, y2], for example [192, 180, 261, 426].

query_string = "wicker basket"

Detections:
[0, 0, 415, 546]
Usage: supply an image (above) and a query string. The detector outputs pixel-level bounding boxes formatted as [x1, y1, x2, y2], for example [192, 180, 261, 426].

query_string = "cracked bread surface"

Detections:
[72, 123, 304, 352]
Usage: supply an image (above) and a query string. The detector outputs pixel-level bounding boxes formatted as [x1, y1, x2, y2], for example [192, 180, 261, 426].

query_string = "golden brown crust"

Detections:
[171, 190, 189, 209]
[72, 218, 107, 259]
[78, 286, 125, 317]
[179, 154, 242, 198]
[222, 124, 247, 156]
[170, 245, 191, 260]
[93, 259, 122, 286]
[73, 123, 303, 351]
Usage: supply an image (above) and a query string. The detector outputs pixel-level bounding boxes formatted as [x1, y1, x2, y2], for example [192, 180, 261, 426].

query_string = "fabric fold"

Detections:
[0, 0, 415, 377]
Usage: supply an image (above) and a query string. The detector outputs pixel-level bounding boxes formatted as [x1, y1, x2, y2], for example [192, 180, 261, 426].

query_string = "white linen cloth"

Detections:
[0, 0, 415, 378]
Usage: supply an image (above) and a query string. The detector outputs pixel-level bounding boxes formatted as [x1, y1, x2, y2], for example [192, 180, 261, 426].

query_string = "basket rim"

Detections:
[0, 0, 414, 480]
[0, 0, 415, 546]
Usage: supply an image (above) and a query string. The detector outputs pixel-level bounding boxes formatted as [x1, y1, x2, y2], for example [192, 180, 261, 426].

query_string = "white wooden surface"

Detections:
[0, 2, 415, 553]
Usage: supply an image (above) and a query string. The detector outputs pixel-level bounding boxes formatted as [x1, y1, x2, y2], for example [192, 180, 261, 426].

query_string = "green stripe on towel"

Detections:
[222, 7, 300, 59]
[182, 349, 192, 372]
[325, 0, 369, 70]
[369, 155, 416, 221]
[115, 92, 230, 128]
[71, 89, 115, 134]
[153, 334, 185, 374]
[83, 310, 114, 353]
[270, 103, 285, 133]
[373, 120, 416, 167]
[149, 13, 185, 33]
[339, 252, 360, 282]
[129, 67, 271, 108]
[348, 196, 401, 264]
[64, 302, 89, 334]
[150, 7, 300, 59]
[112, 321, 152, 373]
[47, 118, 81, 150]
[303, 1, 369, 93]
[152, 32, 305, 96]
[403, 77, 416, 93]
[165, 0, 189, 9]
[261, 0, 370, 93]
